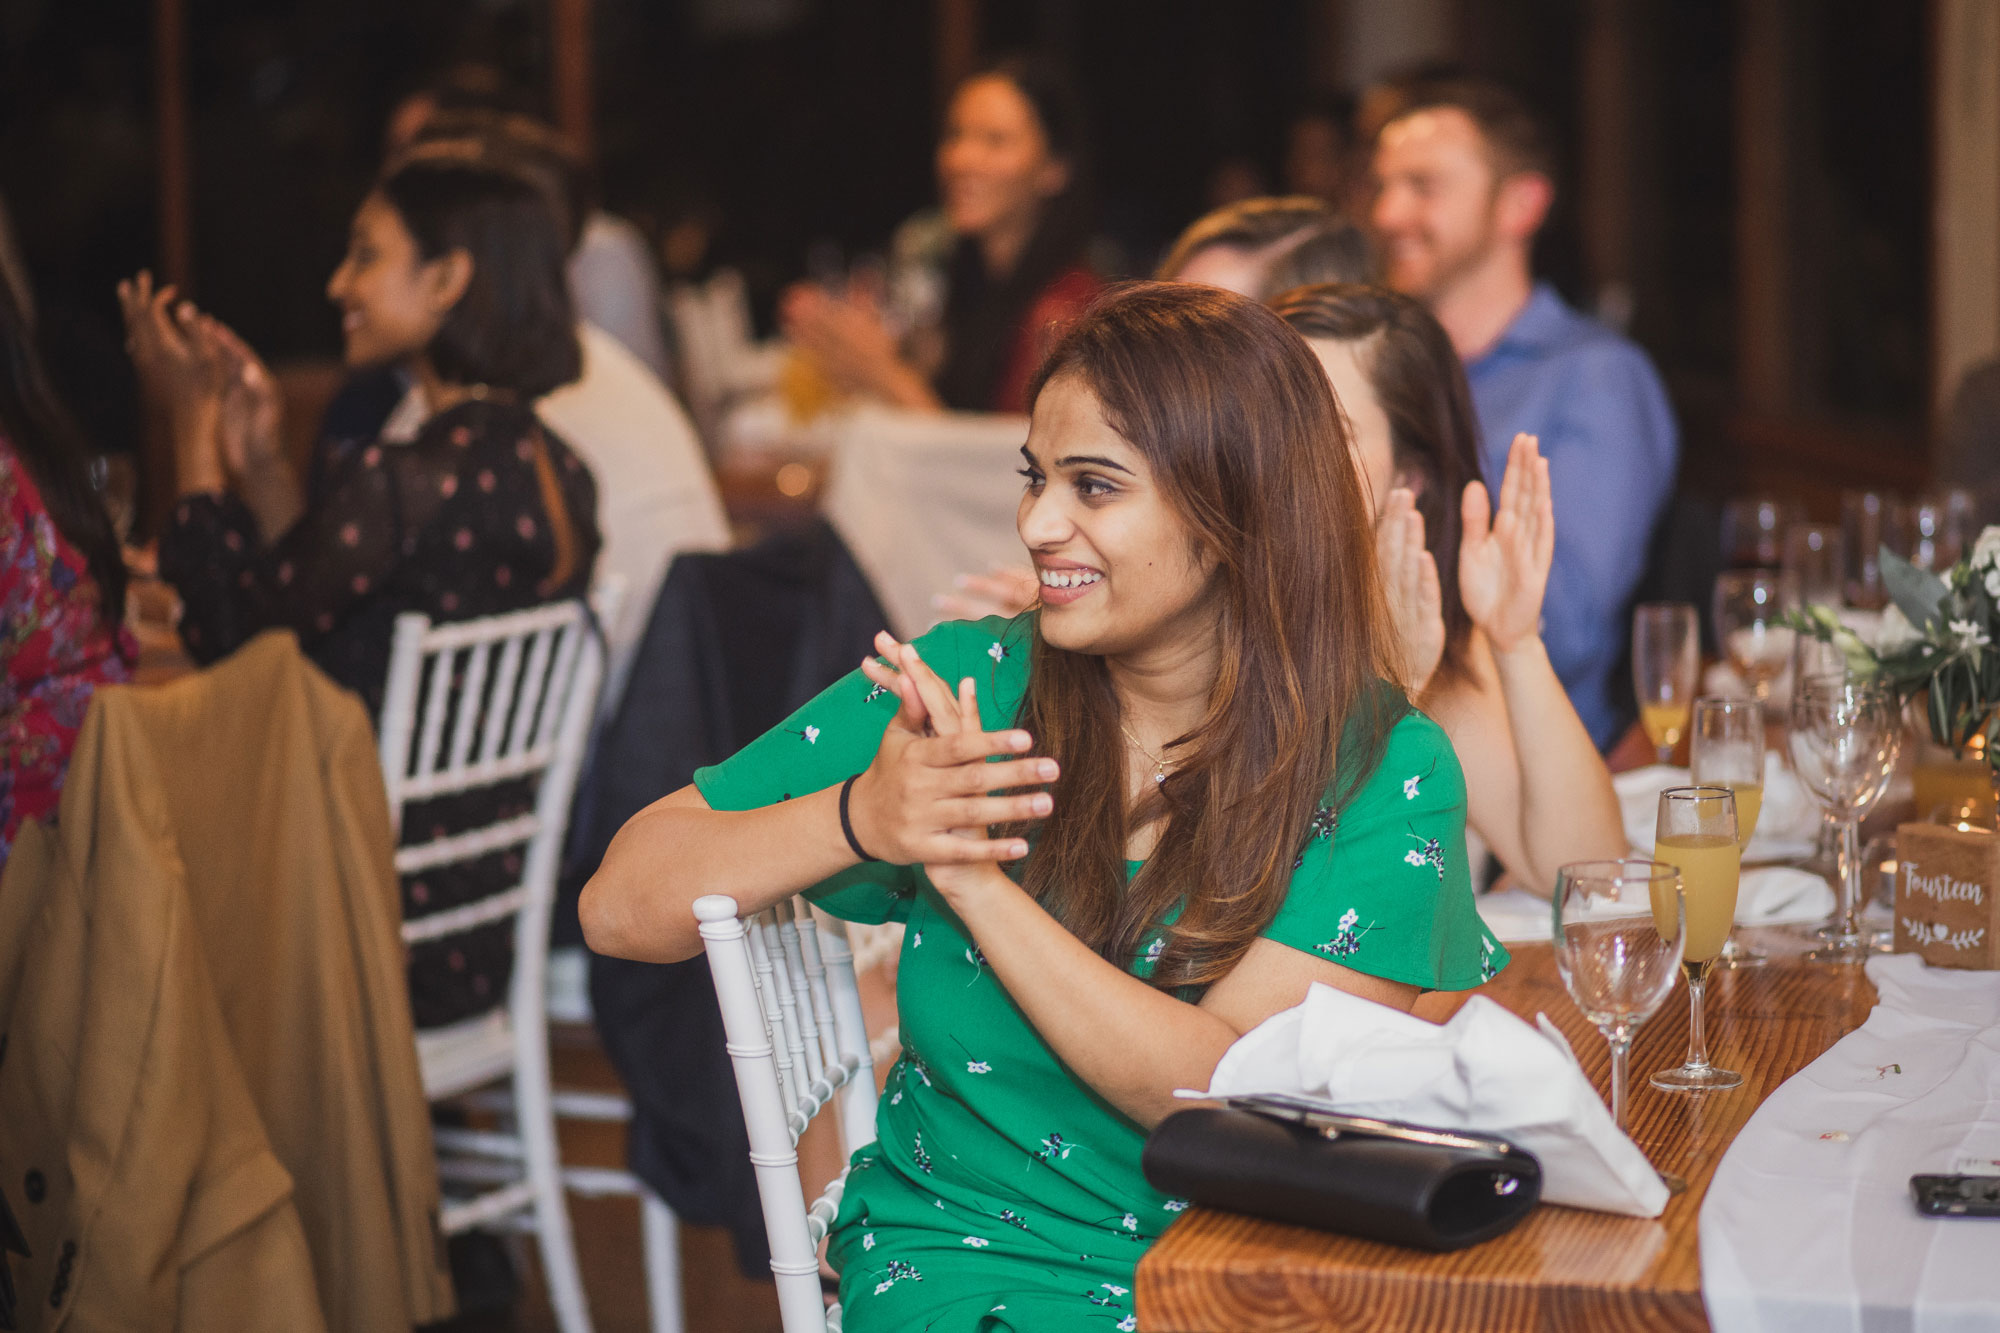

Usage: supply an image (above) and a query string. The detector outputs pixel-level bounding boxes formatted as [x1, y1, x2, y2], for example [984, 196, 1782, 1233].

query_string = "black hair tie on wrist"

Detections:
[839, 774, 880, 863]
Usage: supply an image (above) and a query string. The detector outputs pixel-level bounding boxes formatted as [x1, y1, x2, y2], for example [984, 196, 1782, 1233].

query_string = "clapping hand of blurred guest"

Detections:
[195, 315, 302, 540]
[1375, 487, 1444, 693]
[779, 281, 941, 412]
[1458, 433, 1553, 653]
[118, 270, 229, 494]
[931, 564, 1039, 622]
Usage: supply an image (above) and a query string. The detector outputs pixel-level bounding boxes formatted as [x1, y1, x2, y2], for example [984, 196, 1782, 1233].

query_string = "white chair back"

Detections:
[696, 894, 880, 1333]
[376, 591, 613, 1333]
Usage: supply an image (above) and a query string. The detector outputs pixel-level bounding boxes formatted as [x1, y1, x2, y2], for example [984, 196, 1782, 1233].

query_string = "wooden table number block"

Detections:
[1894, 822, 2000, 969]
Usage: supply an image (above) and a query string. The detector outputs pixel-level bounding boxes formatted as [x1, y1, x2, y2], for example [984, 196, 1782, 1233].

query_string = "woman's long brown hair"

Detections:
[1012, 282, 1401, 992]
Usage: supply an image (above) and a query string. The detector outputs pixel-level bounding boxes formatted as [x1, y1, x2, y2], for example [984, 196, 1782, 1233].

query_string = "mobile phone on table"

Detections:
[1911, 1174, 2000, 1217]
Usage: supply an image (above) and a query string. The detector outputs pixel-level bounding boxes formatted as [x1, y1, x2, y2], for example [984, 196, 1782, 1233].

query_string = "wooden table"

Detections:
[1136, 929, 1880, 1332]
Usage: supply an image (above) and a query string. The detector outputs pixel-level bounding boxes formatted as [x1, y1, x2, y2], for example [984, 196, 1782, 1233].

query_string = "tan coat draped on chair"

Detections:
[0, 631, 455, 1331]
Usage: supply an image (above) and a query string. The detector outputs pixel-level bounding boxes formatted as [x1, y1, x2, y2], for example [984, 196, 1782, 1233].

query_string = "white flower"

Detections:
[1164, 1198, 1189, 1212]
[987, 641, 1005, 662]
[1144, 937, 1164, 961]
[802, 724, 820, 744]
[1951, 618, 1991, 649]
[1121, 1212, 1138, 1231]
[1102, 1283, 1130, 1296]
[890, 1090, 903, 1105]
[1972, 525, 2000, 570]
[1119, 1317, 1138, 1332]
[966, 1060, 990, 1073]
[962, 1236, 989, 1248]
[862, 1232, 876, 1250]
[1403, 774, 1422, 800]
[1404, 850, 1427, 868]
[874, 1280, 894, 1295]
[1338, 908, 1359, 931]
[1875, 603, 1923, 653]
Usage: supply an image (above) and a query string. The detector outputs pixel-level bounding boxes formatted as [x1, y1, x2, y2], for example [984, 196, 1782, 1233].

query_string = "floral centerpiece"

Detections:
[1786, 526, 2000, 787]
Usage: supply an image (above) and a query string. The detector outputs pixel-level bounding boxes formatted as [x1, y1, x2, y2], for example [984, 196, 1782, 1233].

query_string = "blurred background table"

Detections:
[1135, 929, 1878, 1333]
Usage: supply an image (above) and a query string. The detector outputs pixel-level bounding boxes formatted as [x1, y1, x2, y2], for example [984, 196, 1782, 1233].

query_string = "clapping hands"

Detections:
[850, 631, 1055, 896]
[1375, 488, 1445, 693]
[1459, 433, 1553, 654]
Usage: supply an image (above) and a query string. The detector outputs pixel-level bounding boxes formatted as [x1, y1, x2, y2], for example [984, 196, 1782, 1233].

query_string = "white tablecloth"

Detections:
[1700, 954, 2000, 1332]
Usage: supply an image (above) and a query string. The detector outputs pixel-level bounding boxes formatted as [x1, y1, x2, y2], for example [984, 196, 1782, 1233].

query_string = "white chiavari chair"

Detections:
[378, 590, 636, 1333]
[695, 894, 880, 1333]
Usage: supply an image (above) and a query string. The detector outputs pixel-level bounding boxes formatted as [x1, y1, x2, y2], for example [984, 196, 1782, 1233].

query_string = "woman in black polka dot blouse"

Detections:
[128, 158, 601, 1027]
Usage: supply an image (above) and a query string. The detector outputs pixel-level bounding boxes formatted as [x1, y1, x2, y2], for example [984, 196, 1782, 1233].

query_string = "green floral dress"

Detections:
[693, 614, 1505, 1332]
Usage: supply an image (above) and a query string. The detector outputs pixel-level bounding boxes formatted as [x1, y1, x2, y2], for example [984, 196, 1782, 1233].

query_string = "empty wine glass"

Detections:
[1720, 497, 1803, 568]
[1788, 675, 1902, 963]
[1650, 786, 1742, 1092]
[1782, 523, 1845, 610]
[1691, 698, 1768, 969]
[1633, 603, 1699, 764]
[1553, 861, 1686, 1132]
[1909, 490, 1976, 573]
[1712, 570, 1796, 706]
[1841, 490, 1913, 611]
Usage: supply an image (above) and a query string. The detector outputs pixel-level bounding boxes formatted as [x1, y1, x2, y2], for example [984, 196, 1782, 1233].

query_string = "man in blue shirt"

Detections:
[1371, 80, 1678, 749]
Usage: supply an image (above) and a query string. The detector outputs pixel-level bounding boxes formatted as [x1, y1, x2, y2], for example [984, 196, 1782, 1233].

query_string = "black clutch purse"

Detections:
[1141, 1094, 1541, 1251]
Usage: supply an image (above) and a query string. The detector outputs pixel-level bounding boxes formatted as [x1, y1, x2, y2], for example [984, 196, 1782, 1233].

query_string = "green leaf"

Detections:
[1881, 546, 1950, 630]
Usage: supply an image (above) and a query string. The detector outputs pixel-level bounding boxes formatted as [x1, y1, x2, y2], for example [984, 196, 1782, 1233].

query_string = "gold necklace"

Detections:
[1119, 722, 1172, 785]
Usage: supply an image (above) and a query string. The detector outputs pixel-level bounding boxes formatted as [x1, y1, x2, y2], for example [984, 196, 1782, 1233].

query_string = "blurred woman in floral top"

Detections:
[0, 264, 135, 871]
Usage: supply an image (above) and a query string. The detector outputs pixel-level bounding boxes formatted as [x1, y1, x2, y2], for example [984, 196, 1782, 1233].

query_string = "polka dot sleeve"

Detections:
[160, 438, 407, 664]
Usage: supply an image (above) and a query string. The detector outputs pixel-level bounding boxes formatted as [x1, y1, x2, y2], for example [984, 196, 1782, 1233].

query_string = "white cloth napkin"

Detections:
[1700, 954, 2000, 1333]
[1475, 866, 1836, 945]
[1187, 982, 1669, 1217]
[1617, 757, 1819, 863]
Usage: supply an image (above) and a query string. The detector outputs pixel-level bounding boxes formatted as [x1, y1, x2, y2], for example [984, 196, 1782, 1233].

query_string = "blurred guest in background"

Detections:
[1281, 95, 1356, 207]
[1157, 196, 1375, 300]
[0, 264, 133, 873]
[124, 159, 600, 719]
[124, 158, 603, 1032]
[1371, 78, 1676, 750]
[1940, 356, 2000, 522]
[1273, 284, 1625, 892]
[388, 67, 674, 382]
[781, 56, 1099, 414]
[340, 111, 729, 718]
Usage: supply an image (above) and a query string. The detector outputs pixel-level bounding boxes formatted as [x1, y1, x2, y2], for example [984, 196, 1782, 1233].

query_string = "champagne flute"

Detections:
[1650, 786, 1743, 1092]
[1633, 603, 1699, 764]
[1691, 697, 1768, 968]
[1552, 861, 1686, 1132]
[1840, 490, 1912, 611]
[1782, 523, 1846, 610]
[1712, 570, 1796, 706]
[1719, 496, 1803, 568]
[1788, 675, 1902, 963]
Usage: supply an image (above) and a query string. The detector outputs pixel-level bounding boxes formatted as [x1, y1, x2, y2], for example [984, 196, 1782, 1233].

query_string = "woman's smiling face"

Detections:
[1016, 373, 1222, 658]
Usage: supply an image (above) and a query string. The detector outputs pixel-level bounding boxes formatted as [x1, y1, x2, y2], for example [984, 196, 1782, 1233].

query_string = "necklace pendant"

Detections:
[1153, 768, 1167, 785]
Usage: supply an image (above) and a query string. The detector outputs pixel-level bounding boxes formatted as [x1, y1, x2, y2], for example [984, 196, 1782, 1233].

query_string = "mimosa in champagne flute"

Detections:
[1650, 786, 1743, 1092]
[1690, 697, 1767, 968]
[1633, 604, 1699, 764]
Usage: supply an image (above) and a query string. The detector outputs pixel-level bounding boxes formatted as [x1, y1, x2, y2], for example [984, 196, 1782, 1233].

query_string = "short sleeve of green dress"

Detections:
[691, 613, 1504, 1332]
[1266, 707, 1509, 989]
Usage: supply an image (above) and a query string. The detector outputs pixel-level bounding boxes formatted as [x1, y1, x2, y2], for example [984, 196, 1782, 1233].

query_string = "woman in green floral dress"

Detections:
[583, 283, 1506, 1331]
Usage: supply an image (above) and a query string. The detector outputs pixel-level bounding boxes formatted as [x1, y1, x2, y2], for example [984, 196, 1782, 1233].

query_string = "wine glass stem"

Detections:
[1657, 744, 1672, 765]
[1682, 960, 1714, 1071]
[1608, 1031, 1633, 1132]
[1835, 815, 1862, 940]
